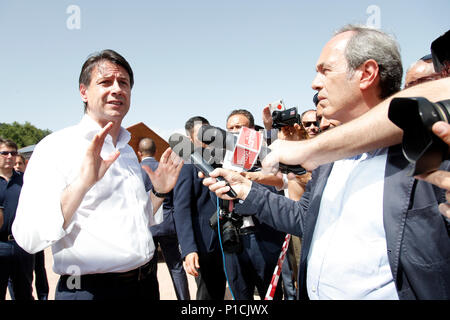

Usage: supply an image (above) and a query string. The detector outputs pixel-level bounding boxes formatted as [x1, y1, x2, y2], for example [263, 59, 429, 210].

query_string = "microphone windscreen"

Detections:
[168, 133, 194, 162]
[197, 125, 237, 151]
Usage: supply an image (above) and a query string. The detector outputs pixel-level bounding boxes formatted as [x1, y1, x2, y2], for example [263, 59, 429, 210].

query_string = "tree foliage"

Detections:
[0, 122, 52, 149]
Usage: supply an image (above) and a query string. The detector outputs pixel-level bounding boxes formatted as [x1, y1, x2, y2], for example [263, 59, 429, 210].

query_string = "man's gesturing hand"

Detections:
[142, 147, 184, 194]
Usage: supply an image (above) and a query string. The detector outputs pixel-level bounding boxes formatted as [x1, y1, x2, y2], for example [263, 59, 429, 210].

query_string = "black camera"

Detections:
[388, 97, 450, 175]
[209, 203, 243, 254]
[272, 107, 301, 129]
[431, 29, 450, 73]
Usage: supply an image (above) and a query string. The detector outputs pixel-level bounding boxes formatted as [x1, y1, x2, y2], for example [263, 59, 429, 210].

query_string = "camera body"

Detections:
[209, 201, 243, 254]
[272, 107, 301, 129]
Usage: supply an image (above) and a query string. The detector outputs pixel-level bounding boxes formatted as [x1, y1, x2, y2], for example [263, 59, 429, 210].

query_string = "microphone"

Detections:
[197, 125, 307, 175]
[168, 133, 238, 198]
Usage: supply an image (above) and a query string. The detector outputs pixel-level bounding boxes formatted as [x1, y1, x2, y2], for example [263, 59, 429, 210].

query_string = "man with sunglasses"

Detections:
[300, 109, 320, 138]
[0, 138, 34, 300]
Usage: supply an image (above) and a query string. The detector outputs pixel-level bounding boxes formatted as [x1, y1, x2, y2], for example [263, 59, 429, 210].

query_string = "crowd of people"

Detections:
[1, 24, 449, 300]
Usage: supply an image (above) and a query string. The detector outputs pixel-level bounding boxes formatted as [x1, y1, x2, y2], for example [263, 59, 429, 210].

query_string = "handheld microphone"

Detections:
[168, 133, 238, 198]
[197, 125, 307, 175]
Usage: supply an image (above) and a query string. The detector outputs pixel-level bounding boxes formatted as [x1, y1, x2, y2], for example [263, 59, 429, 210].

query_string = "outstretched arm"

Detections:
[262, 77, 450, 174]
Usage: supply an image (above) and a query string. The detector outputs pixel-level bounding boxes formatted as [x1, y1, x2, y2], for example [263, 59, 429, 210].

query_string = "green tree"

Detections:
[0, 122, 51, 149]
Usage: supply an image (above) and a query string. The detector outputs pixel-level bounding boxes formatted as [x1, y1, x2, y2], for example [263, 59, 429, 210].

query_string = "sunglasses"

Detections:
[0, 151, 18, 157]
[303, 121, 318, 128]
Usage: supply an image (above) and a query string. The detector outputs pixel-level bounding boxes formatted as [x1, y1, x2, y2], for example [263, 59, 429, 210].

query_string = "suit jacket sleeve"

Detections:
[238, 169, 317, 237]
[172, 164, 198, 259]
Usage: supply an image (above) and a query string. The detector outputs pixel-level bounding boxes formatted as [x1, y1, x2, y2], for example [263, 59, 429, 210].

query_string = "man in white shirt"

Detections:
[200, 25, 450, 299]
[12, 49, 183, 300]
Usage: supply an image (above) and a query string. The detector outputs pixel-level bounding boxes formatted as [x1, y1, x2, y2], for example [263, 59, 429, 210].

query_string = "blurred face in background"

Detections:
[0, 144, 17, 171]
[301, 110, 320, 138]
[316, 104, 341, 132]
[226, 114, 251, 133]
[14, 155, 26, 173]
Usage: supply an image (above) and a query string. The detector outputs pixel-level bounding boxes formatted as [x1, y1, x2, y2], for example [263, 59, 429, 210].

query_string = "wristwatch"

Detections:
[151, 186, 170, 198]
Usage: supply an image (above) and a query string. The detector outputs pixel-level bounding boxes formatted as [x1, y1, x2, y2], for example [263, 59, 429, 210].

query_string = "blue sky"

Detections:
[1, 0, 449, 140]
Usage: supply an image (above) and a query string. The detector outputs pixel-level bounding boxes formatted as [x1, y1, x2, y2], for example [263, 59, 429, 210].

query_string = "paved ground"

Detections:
[7, 247, 240, 300]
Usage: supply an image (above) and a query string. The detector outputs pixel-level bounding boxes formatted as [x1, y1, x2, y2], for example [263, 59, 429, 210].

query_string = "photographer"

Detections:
[201, 25, 450, 299]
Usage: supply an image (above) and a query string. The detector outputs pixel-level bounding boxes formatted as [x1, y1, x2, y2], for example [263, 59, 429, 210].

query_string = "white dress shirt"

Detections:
[306, 148, 399, 300]
[12, 115, 157, 275]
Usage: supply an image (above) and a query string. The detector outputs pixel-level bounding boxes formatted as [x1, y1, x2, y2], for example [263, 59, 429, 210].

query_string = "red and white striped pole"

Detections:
[265, 233, 291, 300]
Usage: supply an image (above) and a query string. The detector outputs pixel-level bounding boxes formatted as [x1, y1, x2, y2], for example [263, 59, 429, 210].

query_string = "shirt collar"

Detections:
[78, 114, 131, 149]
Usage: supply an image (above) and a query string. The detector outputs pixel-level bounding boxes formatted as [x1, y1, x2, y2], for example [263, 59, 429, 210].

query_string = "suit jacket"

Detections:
[172, 163, 220, 259]
[238, 145, 450, 300]
[141, 157, 176, 237]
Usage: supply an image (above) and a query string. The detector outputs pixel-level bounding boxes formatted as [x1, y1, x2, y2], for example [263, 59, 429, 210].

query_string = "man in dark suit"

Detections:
[223, 109, 286, 300]
[138, 137, 190, 300]
[0, 139, 34, 300]
[201, 25, 450, 299]
[172, 117, 226, 300]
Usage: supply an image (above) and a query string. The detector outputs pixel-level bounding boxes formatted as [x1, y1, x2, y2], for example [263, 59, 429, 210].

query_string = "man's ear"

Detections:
[359, 59, 379, 90]
[80, 83, 88, 103]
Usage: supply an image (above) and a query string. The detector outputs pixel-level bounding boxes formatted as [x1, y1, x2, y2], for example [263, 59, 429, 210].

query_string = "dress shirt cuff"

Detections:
[152, 205, 164, 225]
[275, 173, 289, 191]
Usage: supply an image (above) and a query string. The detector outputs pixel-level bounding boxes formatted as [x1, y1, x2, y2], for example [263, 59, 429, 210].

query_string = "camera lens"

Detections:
[388, 97, 450, 175]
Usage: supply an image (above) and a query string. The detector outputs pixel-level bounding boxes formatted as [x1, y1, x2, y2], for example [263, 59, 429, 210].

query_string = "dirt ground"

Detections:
[6, 247, 239, 300]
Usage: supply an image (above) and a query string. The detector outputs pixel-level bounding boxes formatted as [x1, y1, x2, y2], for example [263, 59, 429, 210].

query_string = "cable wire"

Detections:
[216, 197, 236, 300]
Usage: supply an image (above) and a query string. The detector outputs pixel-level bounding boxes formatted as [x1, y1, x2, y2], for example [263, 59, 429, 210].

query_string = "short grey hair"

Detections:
[336, 24, 403, 99]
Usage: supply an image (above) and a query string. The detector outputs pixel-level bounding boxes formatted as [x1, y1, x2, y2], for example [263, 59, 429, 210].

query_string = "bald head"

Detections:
[138, 137, 156, 158]
[404, 59, 437, 89]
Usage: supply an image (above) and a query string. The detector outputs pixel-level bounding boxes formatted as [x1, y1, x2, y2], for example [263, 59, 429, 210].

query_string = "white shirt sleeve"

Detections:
[12, 136, 69, 254]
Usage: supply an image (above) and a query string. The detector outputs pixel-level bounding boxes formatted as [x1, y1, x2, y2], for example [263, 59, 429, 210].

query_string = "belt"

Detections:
[60, 260, 154, 286]
[0, 234, 14, 242]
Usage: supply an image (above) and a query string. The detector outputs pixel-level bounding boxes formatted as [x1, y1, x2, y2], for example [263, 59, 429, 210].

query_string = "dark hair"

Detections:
[0, 138, 18, 151]
[336, 25, 403, 99]
[79, 49, 134, 112]
[227, 109, 255, 128]
[16, 153, 26, 162]
[185, 116, 210, 136]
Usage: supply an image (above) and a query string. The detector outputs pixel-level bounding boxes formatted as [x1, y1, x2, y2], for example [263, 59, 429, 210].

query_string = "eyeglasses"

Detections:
[0, 151, 18, 157]
[303, 121, 318, 128]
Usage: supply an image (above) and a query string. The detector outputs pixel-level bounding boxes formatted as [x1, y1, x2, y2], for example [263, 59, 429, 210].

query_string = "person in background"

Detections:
[404, 54, 441, 89]
[223, 109, 286, 300]
[301, 109, 320, 138]
[0, 138, 34, 300]
[8, 154, 50, 300]
[138, 137, 190, 300]
[14, 154, 26, 173]
[172, 116, 227, 300]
